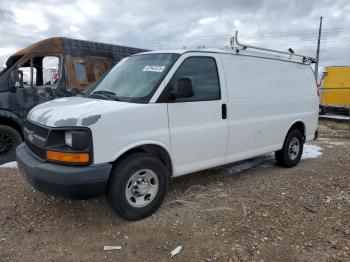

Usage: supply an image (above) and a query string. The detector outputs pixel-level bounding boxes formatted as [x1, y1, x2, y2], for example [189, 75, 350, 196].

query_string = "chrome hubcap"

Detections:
[288, 137, 300, 160]
[125, 169, 159, 208]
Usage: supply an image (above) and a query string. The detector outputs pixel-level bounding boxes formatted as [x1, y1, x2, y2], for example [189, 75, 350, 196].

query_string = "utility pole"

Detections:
[315, 16, 323, 83]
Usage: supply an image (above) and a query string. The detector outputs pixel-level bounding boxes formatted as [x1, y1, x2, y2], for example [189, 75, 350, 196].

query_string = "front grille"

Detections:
[27, 143, 46, 160]
[25, 120, 49, 138]
[24, 120, 49, 160]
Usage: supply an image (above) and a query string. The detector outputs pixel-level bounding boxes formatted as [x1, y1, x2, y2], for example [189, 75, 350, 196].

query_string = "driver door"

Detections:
[164, 54, 229, 176]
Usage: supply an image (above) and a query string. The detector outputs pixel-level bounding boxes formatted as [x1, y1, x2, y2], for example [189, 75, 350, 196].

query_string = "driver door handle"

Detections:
[222, 103, 227, 119]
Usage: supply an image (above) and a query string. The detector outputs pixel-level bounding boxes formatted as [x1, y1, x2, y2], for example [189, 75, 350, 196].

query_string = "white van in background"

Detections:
[17, 33, 319, 220]
[43, 68, 59, 85]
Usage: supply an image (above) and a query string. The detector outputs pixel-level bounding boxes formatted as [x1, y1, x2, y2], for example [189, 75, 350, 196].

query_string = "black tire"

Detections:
[107, 152, 169, 221]
[0, 125, 22, 165]
[275, 129, 304, 168]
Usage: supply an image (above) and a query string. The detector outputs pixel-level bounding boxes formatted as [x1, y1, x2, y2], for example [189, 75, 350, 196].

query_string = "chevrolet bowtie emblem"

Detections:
[27, 131, 34, 142]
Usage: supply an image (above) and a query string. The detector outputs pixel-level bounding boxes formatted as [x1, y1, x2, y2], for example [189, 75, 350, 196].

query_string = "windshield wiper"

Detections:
[89, 90, 119, 101]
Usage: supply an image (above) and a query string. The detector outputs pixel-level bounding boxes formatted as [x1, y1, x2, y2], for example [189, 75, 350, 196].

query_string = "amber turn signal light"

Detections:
[46, 151, 89, 163]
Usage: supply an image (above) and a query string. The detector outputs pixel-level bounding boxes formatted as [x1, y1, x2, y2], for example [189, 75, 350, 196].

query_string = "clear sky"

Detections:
[1, 0, 350, 73]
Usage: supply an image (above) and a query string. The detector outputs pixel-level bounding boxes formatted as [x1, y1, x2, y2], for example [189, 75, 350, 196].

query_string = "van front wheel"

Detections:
[107, 153, 169, 220]
[275, 129, 304, 167]
[0, 125, 22, 164]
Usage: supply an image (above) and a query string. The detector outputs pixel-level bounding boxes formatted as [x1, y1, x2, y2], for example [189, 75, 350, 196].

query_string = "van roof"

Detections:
[139, 47, 313, 65]
[6, 37, 148, 67]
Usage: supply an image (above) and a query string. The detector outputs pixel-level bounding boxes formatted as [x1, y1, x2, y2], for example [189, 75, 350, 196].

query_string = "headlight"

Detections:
[46, 128, 93, 165]
[65, 131, 73, 147]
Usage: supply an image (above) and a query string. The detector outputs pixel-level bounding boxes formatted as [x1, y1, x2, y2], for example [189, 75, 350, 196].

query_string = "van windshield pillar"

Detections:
[30, 58, 34, 88]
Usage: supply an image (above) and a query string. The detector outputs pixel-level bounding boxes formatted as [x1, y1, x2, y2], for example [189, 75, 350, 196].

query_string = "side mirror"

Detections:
[170, 76, 194, 100]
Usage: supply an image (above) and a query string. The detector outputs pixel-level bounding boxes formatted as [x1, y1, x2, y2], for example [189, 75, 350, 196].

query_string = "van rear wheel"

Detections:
[107, 152, 169, 220]
[275, 129, 304, 167]
[0, 125, 22, 165]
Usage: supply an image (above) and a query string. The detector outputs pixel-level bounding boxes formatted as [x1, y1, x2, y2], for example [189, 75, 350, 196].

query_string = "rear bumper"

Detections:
[16, 143, 112, 199]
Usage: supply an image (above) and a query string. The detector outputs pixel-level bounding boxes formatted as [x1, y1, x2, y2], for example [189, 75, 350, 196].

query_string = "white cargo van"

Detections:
[17, 33, 319, 220]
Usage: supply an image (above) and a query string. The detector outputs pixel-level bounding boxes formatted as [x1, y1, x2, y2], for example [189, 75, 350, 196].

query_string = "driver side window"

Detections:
[16, 56, 60, 88]
[169, 56, 221, 102]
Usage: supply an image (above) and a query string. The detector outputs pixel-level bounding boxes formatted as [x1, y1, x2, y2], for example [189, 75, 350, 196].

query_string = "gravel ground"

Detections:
[0, 120, 350, 262]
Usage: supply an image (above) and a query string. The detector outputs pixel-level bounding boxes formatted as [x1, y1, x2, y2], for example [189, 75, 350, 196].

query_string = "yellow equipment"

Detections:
[320, 66, 350, 114]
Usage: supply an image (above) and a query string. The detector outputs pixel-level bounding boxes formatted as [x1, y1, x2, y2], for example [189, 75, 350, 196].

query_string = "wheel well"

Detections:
[290, 121, 305, 138]
[0, 117, 23, 139]
[114, 144, 173, 177]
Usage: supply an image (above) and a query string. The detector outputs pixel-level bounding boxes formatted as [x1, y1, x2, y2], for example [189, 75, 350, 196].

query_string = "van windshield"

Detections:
[87, 53, 179, 102]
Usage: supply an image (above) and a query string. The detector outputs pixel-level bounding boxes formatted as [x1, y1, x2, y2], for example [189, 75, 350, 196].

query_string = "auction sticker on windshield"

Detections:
[143, 65, 165, 73]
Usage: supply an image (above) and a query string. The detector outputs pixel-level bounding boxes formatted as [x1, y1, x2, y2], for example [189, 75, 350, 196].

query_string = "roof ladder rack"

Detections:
[232, 31, 316, 64]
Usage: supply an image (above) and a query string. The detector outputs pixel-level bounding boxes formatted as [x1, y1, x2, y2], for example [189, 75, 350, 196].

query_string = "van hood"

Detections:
[28, 97, 129, 127]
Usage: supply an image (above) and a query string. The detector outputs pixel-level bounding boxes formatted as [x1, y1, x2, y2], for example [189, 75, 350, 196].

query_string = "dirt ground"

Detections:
[1, 119, 350, 262]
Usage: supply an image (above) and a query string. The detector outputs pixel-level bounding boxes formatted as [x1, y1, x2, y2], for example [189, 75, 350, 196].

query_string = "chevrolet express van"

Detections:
[17, 35, 319, 220]
[0, 37, 146, 164]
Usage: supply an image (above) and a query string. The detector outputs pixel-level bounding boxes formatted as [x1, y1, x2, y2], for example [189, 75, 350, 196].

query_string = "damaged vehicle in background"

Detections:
[0, 37, 146, 164]
[16, 33, 319, 220]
